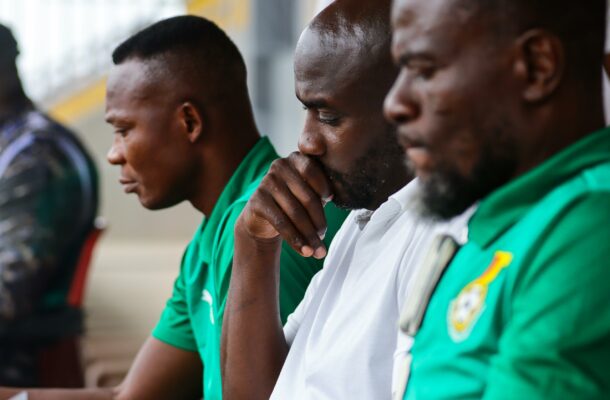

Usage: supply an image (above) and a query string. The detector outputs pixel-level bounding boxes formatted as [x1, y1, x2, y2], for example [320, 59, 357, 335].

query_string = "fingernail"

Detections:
[301, 246, 314, 257]
[318, 228, 327, 240]
[322, 195, 334, 204]
[313, 246, 327, 259]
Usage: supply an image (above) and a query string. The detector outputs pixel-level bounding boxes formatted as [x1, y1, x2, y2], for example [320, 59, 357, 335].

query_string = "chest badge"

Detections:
[448, 251, 513, 342]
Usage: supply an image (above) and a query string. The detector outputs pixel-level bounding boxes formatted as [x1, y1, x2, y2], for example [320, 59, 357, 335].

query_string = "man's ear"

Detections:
[513, 29, 564, 103]
[179, 101, 204, 143]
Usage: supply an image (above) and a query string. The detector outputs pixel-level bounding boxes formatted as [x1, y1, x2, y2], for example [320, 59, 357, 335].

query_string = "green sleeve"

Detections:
[484, 194, 610, 400]
[277, 202, 348, 323]
[152, 247, 198, 352]
[212, 202, 245, 330]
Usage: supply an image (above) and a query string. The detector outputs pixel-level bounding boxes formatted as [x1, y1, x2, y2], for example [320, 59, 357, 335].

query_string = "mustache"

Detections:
[303, 154, 337, 183]
[397, 128, 427, 150]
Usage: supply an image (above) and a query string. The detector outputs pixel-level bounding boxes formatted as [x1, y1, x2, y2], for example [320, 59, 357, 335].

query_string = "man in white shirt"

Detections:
[221, 1, 471, 399]
[274, 181, 470, 400]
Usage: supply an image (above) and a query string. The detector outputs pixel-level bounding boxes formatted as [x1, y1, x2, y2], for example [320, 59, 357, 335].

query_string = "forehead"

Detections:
[294, 28, 375, 101]
[391, 0, 476, 42]
[105, 59, 167, 116]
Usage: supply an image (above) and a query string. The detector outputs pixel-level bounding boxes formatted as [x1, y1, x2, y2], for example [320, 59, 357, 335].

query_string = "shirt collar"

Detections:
[470, 127, 610, 248]
[354, 180, 418, 230]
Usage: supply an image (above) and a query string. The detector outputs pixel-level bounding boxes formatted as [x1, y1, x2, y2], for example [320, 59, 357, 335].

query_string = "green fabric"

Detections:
[405, 128, 610, 400]
[152, 137, 348, 400]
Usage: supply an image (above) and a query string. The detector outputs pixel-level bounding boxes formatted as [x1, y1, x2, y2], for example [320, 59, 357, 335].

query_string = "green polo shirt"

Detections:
[152, 137, 347, 400]
[405, 127, 610, 399]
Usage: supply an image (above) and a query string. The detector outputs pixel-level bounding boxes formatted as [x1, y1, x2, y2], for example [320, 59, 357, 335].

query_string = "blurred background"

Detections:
[0, 0, 330, 386]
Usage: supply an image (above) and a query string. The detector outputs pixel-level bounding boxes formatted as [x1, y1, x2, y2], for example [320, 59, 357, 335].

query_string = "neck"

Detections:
[515, 95, 605, 177]
[368, 171, 413, 211]
[189, 105, 261, 215]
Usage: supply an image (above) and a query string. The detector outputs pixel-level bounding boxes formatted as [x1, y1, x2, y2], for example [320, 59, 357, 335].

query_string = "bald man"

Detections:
[0, 15, 348, 400]
[220, 1, 471, 399]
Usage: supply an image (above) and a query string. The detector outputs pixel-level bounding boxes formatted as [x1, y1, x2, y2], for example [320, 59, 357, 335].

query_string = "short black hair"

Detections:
[0, 23, 19, 64]
[468, 0, 606, 70]
[112, 15, 247, 88]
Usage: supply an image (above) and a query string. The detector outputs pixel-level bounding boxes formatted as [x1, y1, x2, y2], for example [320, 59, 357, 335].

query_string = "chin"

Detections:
[138, 195, 169, 211]
[141, 193, 186, 211]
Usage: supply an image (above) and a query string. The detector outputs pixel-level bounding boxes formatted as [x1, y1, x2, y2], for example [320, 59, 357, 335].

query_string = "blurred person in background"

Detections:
[0, 15, 347, 400]
[0, 23, 99, 387]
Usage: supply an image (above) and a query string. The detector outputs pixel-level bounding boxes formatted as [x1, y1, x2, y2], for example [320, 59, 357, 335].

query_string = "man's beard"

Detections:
[322, 131, 405, 210]
[412, 139, 518, 221]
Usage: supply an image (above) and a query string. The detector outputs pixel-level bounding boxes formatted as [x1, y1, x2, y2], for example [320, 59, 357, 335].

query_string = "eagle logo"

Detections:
[448, 251, 513, 341]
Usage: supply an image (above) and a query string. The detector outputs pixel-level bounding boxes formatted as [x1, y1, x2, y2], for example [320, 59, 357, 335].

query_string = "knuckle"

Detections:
[269, 158, 289, 174]
[303, 193, 321, 209]
[287, 151, 301, 162]
[259, 175, 280, 195]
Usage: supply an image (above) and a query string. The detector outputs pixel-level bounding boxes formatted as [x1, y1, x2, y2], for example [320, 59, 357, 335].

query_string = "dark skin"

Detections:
[383, 0, 605, 219]
[106, 57, 258, 215]
[221, 1, 408, 399]
[0, 62, 33, 125]
[0, 55, 260, 400]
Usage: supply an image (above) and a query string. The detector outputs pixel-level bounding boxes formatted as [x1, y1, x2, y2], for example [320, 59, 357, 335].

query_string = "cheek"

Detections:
[124, 134, 158, 178]
[330, 120, 379, 167]
[319, 123, 354, 159]
[419, 83, 484, 176]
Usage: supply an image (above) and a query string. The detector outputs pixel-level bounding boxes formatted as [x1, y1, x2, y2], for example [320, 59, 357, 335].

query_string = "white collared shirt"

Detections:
[271, 180, 472, 400]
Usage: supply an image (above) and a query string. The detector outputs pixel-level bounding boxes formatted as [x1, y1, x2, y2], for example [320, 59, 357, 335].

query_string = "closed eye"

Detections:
[397, 51, 439, 80]
[114, 127, 129, 137]
[317, 111, 340, 126]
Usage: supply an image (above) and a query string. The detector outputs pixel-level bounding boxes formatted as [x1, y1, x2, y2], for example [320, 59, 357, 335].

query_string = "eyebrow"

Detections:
[104, 113, 130, 125]
[296, 95, 332, 110]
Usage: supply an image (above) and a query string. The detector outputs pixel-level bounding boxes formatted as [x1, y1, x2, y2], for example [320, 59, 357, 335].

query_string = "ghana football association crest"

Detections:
[448, 251, 513, 342]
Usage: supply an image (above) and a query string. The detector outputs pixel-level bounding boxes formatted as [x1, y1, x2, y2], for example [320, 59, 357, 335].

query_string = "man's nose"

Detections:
[106, 137, 125, 165]
[384, 71, 420, 125]
[298, 117, 326, 157]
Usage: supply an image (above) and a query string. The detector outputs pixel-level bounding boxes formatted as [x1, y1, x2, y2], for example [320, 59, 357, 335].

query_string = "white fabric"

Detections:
[271, 180, 471, 400]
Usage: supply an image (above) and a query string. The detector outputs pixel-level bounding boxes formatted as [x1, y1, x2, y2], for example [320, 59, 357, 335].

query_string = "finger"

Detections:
[269, 159, 328, 239]
[288, 152, 333, 202]
[247, 192, 311, 256]
[261, 174, 327, 258]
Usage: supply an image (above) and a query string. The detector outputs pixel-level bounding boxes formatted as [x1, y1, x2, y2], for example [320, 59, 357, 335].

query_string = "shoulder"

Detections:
[514, 185, 610, 299]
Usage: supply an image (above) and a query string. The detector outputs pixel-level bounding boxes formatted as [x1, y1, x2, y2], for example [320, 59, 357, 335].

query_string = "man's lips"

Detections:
[398, 131, 433, 173]
[119, 178, 138, 193]
[398, 130, 426, 150]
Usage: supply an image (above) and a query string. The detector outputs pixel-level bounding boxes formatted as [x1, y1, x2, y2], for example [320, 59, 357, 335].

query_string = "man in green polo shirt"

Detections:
[0, 16, 347, 400]
[385, 0, 610, 398]
[105, 16, 346, 400]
